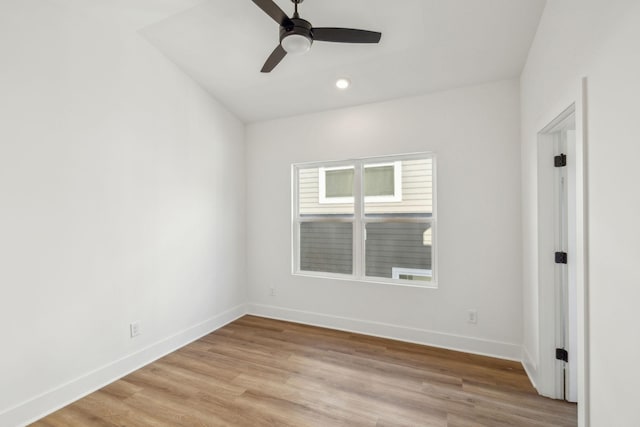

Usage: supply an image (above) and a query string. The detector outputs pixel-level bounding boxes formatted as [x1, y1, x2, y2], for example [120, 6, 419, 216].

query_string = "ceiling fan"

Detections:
[251, 0, 382, 73]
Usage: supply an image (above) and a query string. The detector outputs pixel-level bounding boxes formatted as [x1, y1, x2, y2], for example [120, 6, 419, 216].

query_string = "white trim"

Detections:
[353, 161, 364, 278]
[391, 267, 433, 280]
[293, 153, 436, 288]
[247, 303, 522, 361]
[537, 105, 574, 400]
[318, 162, 403, 204]
[363, 161, 403, 203]
[576, 77, 590, 427]
[293, 270, 438, 289]
[430, 156, 438, 285]
[534, 78, 589, 427]
[522, 346, 539, 392]
[0, 304, 248, 427]
[318, 165, 355, 204]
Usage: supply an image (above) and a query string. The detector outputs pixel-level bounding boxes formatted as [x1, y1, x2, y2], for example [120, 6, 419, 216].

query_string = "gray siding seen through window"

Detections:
[365, 222, 432, 278]
[300, 222, 353, 275]
[299, 221, 432, 278]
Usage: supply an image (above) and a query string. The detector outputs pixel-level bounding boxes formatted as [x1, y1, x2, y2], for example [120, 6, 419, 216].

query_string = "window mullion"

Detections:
[353, 161, 364, 279]
[292, 165, 300, 273]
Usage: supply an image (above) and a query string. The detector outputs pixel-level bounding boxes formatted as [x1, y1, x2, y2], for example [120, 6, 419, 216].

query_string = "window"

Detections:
[293, 153, 436, 286]
[319, 162, 402, 204]
[392, 267, 432, 282]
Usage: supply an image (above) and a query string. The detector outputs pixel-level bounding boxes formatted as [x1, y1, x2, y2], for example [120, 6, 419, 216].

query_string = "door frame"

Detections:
[535, 78, 589, 426]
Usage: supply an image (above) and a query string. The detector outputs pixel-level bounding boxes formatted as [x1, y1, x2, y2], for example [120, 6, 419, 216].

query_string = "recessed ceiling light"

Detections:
[336, 78, 351, 90]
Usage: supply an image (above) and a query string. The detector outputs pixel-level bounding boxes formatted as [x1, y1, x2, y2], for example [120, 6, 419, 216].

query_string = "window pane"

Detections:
[300, 222, 353, 275]
[365, 222, 432, 281]
[364, 158, 432, 216]
[325, 169, 354, 198]
[365, 165, 394, 196]
[298, 167, 354, 215]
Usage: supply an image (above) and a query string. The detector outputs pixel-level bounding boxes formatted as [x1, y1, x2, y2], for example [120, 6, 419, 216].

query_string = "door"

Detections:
[554, 129, 577, 402]
[537, 106, 578, 403]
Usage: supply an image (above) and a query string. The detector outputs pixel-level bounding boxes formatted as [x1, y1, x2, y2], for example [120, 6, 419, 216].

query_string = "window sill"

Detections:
[292, 271, 439, 290]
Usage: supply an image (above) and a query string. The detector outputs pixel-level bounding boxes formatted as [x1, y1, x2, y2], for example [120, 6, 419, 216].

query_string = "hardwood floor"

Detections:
[32, 316, 576, 426]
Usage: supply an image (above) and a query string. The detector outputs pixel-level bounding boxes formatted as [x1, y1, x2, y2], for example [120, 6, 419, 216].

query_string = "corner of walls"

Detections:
[0, 305, 247, 427]
[245, 79, 524, 367]
[247, 304, 523, 362]
[0, 2, 248, 426]
[521, 345, 539, 392]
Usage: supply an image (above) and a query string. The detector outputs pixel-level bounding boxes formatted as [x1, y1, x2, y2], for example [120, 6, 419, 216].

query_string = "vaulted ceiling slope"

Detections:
[141, 0, 546, 123]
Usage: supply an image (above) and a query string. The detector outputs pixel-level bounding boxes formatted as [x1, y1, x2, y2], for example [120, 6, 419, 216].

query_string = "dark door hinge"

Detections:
[556, 348, 568, 362]
[554, 153, 567, 167]
[555, 252, 568, 264]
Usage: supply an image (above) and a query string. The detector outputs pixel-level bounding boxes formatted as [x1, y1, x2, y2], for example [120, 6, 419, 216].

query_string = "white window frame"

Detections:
[292, 153, 437, 288]
[318, 165, 355, 204]
[318, 161, 402, 204]
[392, 267, 433, 280]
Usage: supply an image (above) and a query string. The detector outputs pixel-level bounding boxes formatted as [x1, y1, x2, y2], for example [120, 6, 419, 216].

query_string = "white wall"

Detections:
[0, 1, 246, 425]
[246, 80, 523, 359]
[521, 0, 640, 424]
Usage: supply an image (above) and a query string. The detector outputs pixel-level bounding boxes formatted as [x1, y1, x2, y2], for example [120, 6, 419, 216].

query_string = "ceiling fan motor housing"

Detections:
[280, 18, 312, 42]
[280, 18, 313, 53]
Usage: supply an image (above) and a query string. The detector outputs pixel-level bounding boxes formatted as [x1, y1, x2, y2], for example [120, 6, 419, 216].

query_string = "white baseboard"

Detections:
[521, 346, 539, 391]
[247, 303, 522, 361]
[1, 304, 247, 427]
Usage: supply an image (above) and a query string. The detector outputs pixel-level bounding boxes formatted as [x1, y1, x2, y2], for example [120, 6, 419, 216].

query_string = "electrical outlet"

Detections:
[130, 321, 141, 338]
[269, 287, 276, 296]
[467, 309, 478, 324]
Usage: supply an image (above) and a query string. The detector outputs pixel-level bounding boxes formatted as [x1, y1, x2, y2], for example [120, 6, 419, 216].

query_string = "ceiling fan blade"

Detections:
[312, 28, 382, 44]
[261, 45, 287, 73]
[251, 0, 292, 26]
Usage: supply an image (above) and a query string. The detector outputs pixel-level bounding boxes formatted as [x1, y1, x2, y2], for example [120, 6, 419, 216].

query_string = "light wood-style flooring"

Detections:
[33, 315, 576, 426]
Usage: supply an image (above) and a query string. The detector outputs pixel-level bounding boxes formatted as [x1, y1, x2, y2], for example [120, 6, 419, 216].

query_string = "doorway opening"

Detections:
[537, 105, 580, 403]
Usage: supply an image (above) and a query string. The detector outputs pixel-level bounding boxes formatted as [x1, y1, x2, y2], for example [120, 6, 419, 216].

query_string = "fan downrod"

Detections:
[291, 0, 303, 17]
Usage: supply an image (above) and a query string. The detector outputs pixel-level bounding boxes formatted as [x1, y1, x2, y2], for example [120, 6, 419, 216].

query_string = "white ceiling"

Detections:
[141, 0, 546, 123]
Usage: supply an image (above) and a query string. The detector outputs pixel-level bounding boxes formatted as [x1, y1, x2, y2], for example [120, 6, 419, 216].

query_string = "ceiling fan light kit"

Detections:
[252, 0, 382, 72]
[281, 34, 312, 54]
